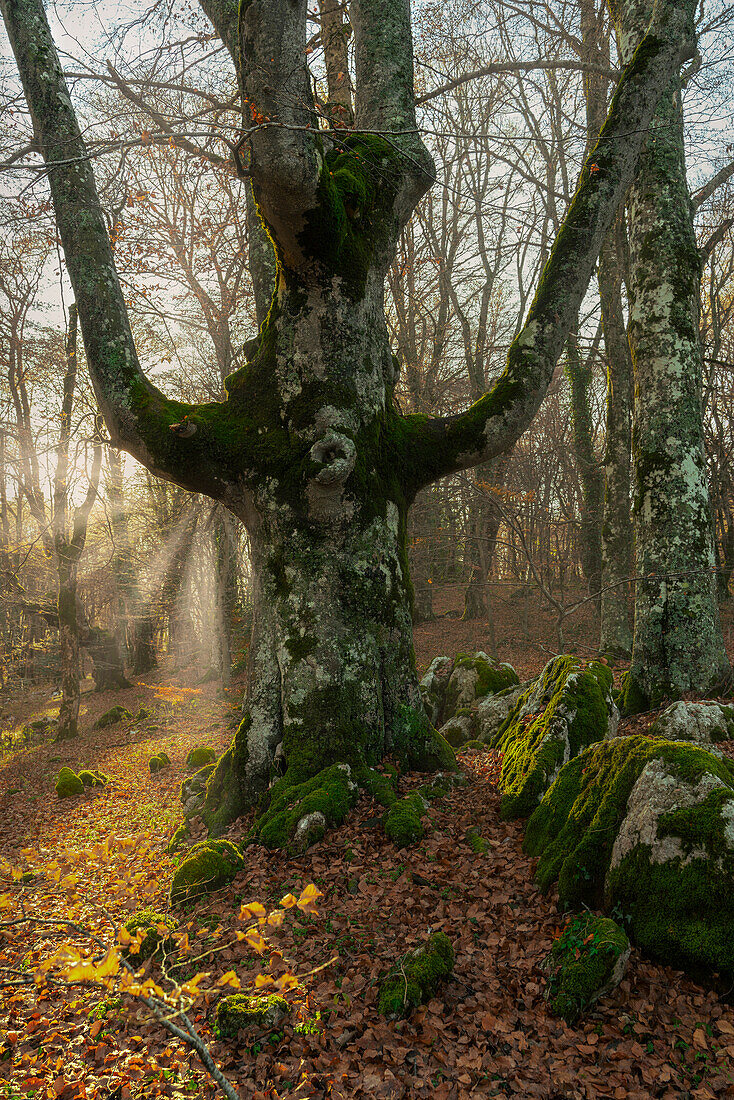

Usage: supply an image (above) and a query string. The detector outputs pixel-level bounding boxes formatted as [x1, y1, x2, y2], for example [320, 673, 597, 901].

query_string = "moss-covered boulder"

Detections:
[475, 685, 524, 743]
[180, 762, 216, 816]
[94, 705, 131, 730]
[649, 700, 734, 744]
[378, 932, 454, 1016]
[169, 839, 243, 905]
[444, 653, 519, 718]
[492, 656, 616, 819]
[123, 908, 177, 962]
[525, 735, 734, 982]
[55, 767, 84, 797]
[149, 754, 171, 773]
[185, 746, 217, 769]
[216, 994, 290, 1037]
[252, 763, 359, 851]
[438, 712, 475, 748]
[78, 769, 109, 787]
[419, 656, 454, 726]
[383, 791, 428, 847]
[543, 913, 630, 1024]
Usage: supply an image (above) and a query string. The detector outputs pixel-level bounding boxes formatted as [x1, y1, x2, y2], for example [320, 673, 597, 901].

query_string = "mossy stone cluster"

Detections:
[94, 705, 131, 730]
[78, 768, 109, 787]
[169, 839, 244, 905]
[252, 763, 359, 851]
[55, 767, 84, 798]
[216, 993, 290, 1037]
[525, 735, 734, 982]
[123, 908, 177, 962]
[149, 752, 171, 773]
[444, 653, 519, 716]
[492, 655, 615, 819]
[378, 932, 454, 1017]
[419, 653, 520, 736]
[186, 746, 217, 769]
[543, 913, 630, 1024]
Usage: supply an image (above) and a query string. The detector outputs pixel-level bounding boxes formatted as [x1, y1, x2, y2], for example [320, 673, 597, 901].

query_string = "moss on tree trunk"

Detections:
[609, 0, 731, 708]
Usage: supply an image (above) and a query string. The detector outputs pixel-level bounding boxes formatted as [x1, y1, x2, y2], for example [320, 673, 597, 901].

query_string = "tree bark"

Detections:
[609, 0, 731, 709]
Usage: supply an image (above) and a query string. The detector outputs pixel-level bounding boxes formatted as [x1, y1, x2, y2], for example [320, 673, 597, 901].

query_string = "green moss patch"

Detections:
[94, 706, 131, 730]
[383, 791, 427, 847]
[216, 994, 290, 1037]
[493, 656, 614, 819]
[378, 932, 454, 1016]
[149, 755, 170, 773]
[55, 767, 84, 798]
[186, 746, 217, 769]
[356, 766, 398, 808]
[252, 763, 359, 851]
[391, 704, 456, 773]
[123, 908, 177, 962]
[464, 827, 489, 855]
[543, 913, 630, 1024]
[169, 839, 243, 905]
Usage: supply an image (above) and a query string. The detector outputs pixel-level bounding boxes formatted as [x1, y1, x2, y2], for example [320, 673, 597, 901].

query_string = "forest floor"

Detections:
[2, 592, 734, 1100]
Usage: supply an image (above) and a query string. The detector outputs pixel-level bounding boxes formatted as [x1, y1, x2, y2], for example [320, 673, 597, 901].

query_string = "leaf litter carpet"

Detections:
[0, 679, 733, 1100]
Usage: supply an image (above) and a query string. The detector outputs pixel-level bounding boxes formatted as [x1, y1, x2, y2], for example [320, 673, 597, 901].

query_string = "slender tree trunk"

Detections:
[598, 213, 634, 655]
[610, 0, 731, 708]
[318, 0, 354, 126]
[408, 490, 436, 623]
[55, 309, 81, 739]
[565, 332, 604, 600]
[56, 551, 81, 738]
[214, 508, 235, 685]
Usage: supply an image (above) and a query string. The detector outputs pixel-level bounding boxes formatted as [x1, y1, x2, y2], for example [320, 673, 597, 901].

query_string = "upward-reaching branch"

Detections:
[0, 0, 254, 506]
[398, 0, 697, 495]
[238, 0, 323, 265]
[351, 0, 434, 221]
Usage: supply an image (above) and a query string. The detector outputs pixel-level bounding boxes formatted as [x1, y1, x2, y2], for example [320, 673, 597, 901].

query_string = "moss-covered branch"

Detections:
[398, 2, 697, 494]
[351, 0, 434, 224]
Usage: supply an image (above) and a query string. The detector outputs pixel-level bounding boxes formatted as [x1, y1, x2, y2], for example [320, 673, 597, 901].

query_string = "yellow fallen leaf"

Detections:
[275, 974, 300, 992]
[216, 971, 241, 990]
[239, 902, 266, 921]
[244, 928, 267, 955]
[96, 946, 120, 978]
[297, 884, 323, 914]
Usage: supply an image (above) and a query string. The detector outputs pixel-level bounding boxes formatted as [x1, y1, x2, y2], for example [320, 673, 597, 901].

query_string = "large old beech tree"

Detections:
[1, 0, 702, 837]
